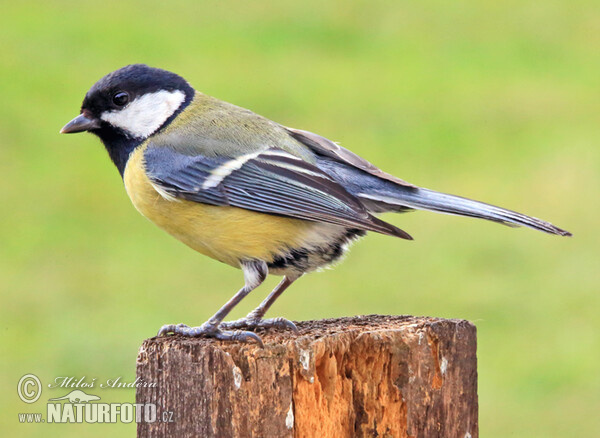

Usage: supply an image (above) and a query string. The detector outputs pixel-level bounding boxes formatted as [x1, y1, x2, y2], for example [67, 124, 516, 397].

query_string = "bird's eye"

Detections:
[112, 91, 129, 107]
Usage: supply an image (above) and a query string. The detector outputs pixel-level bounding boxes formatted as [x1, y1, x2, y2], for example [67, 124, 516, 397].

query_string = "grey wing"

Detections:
[144, 145, 412, 239]
[285, 127, 417, 189]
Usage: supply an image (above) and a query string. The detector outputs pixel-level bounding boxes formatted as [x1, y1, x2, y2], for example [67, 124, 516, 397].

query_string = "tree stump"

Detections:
[136, 315, 477, 438]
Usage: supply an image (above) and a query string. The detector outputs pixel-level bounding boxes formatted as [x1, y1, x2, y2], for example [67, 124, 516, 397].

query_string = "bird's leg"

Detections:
[220, 275, 300, 333]
[157, 261, 268, 346]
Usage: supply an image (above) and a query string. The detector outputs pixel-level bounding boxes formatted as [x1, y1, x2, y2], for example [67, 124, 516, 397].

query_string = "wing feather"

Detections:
[286, 127, 417, 189]
[144, 145, 412, 239]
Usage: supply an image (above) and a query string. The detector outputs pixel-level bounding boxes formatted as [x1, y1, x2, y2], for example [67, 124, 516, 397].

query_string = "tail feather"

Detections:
[358, 188, 572, 237]
[314, 158, 571, 237]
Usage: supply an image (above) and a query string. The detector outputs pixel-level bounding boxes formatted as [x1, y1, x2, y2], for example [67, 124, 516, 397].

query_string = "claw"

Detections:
[215, 330, 264, 348]
[155, 323, 264, 347]
[157, 323, 190, 336]
[219, 316, 298, 334]
[270, 317, 299, 334]
[157, 325, 173, 336]
[158, 323, 187, 336]
[258, 317, 299, 333]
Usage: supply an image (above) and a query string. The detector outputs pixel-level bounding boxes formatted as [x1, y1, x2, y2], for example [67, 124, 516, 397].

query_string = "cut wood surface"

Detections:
[136, 315, 478, 438]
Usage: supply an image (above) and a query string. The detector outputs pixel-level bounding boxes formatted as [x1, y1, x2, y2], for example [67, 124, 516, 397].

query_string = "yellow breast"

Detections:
[123, 145, 318, 268]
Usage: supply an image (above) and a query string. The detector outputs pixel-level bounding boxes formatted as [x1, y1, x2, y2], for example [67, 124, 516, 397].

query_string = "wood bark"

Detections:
[136, 315, 477, 438]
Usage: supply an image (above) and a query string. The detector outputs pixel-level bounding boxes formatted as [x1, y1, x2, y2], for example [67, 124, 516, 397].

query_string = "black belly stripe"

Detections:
[268, 228, 366, 272]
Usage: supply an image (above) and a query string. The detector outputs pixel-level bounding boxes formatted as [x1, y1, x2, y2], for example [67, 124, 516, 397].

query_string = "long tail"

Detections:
[315, 158, 572, 237]
[359, 187, 571, 236]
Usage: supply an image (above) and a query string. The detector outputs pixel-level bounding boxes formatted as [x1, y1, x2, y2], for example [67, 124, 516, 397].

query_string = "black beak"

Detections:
[60, 114, 100, 134]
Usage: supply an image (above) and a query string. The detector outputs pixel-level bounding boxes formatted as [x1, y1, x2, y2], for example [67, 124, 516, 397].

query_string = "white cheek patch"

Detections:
[101, 90, 186, 139]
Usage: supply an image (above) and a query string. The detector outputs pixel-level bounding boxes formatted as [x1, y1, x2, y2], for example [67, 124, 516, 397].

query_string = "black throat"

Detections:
[93, 90, 194, 178]
[96, 126, 143, 177]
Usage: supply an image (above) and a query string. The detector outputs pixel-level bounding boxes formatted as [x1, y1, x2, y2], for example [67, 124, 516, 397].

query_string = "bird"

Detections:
[61, 64, 571, 346]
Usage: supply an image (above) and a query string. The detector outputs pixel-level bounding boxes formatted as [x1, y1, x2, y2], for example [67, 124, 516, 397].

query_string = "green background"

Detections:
[1, 1, 598, 436]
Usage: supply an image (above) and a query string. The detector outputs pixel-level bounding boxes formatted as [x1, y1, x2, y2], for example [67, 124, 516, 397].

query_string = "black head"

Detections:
[61, 64, 195, 175]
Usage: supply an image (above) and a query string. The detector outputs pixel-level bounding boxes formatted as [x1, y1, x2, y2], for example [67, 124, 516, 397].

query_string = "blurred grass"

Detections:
[1, 0, 598, 436]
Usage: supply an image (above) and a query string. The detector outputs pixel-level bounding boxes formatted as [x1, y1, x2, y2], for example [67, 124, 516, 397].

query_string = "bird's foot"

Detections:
[157, 322, 264, 347]
[219, 316, 298, 333]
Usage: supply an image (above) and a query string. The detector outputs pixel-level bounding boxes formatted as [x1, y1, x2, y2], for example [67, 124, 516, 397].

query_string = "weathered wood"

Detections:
[136, 315, 478, 438]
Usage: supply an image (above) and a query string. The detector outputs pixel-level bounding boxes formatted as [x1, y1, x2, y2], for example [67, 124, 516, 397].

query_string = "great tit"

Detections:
[61, 64, 571, 346]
